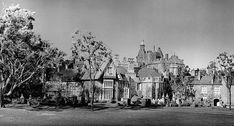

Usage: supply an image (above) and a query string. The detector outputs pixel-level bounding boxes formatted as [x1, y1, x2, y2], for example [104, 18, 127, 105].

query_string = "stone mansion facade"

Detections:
[136, 40, 184, 76]
[134, 40, 185, 100]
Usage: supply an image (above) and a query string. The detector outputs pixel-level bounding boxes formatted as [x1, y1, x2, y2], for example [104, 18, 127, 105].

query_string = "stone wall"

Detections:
[193, 84, 234, 106]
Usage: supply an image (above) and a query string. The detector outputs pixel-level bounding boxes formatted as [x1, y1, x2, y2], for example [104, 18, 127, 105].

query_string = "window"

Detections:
[201, 86, 207, 94]
[103, 80, 113, 100]
[104, 80, 113, 88]
[104, 88, 113, 100]
[107, 67, 113, 75]
[137, 83, 141, 90]
[124, 87, 129, 98]
[214, 87, 220, 95]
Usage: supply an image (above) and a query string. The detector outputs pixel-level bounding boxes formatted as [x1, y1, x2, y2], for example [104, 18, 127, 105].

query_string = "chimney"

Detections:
[140, 40, 145, 50]
[114, 54, 120, 65]
[197, 69, 201, 80]
[114, 54, 119, 60]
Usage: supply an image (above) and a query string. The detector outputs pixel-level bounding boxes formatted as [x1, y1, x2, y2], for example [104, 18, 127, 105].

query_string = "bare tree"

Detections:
[71, 30, 111, 110]
[217, 52, 234, 110]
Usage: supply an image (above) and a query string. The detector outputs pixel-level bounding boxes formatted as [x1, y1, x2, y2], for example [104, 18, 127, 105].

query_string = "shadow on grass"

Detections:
[6, 104, 29, 109]
[77, 104, 112, 111]
[4, 103, 165, 112]
[120, 105, 164, 110]
[27, 104, 111, 112]
[27, 106, 63, 112]
[5, 104, 73, 112]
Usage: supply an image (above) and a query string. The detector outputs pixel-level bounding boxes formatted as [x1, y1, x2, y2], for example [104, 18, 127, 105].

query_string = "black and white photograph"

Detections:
[0, 0, 234, 126]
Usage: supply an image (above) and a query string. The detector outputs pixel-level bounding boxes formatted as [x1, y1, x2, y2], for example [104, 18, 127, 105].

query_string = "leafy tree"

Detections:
[217, 52, 234, 110]
[0, 5, 65, 107]
[169, 66, 194, 103]
[207, 61, 217, 70]
[71, 30, 111, 110]
[163, 77, 173, 101]
[207, 61, 217, 75]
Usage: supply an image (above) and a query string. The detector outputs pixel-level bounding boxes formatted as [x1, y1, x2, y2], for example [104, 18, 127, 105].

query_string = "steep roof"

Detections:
[157, 47, 163, 58]
[190, 75, 222, 85]
[59, 69, 77, 82]
[191, 76, 213, 85]
[138, 67, 162, 78]
[81, 59, 112, 81]
[168, 55, 184, 64]
[116, 66, 128, 75]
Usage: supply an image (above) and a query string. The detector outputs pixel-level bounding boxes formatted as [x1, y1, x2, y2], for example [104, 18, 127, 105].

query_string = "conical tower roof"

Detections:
[157, 47, 163, 58]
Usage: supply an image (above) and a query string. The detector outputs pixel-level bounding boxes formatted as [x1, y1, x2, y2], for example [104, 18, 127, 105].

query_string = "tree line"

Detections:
[0, 5, 233, 110]
[0, 5, 110, 109]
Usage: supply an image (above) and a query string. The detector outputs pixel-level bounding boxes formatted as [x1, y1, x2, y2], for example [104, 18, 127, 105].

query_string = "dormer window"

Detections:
[108, 67, 112, 73]
[106, 66, 113, 76]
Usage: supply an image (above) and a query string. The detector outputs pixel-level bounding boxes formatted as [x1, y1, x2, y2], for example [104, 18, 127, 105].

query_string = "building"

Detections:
[113, 55, 140, 98]
[190, 71, 234, 107]
[137, 67, 164, 99]
[44, 59, 83, 101]
[136, 40, 184, 76]
[133, 40, 185, 100]
[81, 59, 130, 102]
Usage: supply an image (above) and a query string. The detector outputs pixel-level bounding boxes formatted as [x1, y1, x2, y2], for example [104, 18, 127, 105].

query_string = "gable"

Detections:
[81, 58, 112, 81]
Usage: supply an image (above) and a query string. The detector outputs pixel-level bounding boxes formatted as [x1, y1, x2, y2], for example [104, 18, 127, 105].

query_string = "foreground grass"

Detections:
[0, 104, 234, 126]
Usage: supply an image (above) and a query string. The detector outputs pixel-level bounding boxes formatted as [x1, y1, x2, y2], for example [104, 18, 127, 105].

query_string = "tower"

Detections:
[136, 40, 147, 66]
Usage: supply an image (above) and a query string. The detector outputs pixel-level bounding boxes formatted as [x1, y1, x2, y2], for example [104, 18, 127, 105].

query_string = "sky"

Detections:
[1, 0, 234, 69]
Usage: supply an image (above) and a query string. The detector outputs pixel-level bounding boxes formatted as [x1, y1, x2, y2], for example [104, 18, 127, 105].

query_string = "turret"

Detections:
[140, 40, 145, 51]
[157, 47, 164, 58]
[136, 40, 147, 66]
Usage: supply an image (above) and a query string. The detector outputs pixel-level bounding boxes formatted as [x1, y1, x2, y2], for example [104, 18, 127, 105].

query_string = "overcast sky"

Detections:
[1, 0, 234, 69]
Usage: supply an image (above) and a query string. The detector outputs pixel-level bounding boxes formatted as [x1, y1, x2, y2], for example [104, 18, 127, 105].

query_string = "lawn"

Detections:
[0, 104, 234, 126]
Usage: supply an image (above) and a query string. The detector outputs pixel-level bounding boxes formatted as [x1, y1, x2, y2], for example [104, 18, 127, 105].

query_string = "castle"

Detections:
[136, 40, 184, 76]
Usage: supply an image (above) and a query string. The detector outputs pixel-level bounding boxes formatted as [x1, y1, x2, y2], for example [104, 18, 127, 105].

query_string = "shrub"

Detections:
[158, 100, 165, 106]
[28, 98, 41, 107]
[192, 99, 204, 107]
[170, 101, 178, 107]
[3, 98, 12, 104]
[131, 95, 141, 106]
[181, 100, 191, 107]
[12, 99, 21, 104]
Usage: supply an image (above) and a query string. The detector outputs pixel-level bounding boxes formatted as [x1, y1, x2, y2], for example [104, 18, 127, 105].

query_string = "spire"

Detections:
[140, 40, 145, 45]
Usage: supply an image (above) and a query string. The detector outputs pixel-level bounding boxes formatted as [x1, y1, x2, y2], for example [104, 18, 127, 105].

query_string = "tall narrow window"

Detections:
[107, 67, 113, 75]
[103, 80, 113, 100]
[124, 87, 129, 98]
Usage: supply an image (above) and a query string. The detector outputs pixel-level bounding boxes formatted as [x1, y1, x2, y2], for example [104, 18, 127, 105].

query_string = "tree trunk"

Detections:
[88, 60, 94, 111]
[0, 88, 4, 108]
[229, 88, 231, 110]
[0, 83, 5, 108]
[0, 72, 5, 108]
[91, 82, 95, 111]
[80, 82, 86, 105]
